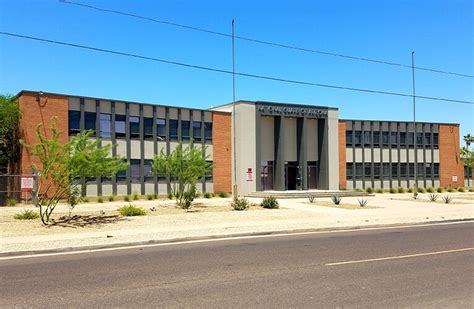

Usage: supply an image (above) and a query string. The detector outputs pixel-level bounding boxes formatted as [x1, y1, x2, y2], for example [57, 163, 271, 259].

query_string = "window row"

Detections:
[69, 111, 212, 141]
[346, 130, 438, 148]
[346, 162, 439, 180]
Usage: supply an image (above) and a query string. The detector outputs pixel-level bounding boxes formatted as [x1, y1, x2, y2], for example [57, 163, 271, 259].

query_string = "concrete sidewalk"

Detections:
[1, 193, 473, 256]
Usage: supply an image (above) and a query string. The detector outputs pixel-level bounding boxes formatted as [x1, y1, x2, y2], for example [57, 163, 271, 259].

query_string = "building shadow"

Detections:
[48, 214, 124, 228]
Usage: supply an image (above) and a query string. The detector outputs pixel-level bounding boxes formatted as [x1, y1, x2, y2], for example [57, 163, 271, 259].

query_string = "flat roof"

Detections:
[340, 118, 460, 126]
[211, 100, 338, 111]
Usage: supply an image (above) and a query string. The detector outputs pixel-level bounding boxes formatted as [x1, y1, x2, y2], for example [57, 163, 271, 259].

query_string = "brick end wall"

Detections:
[338, 121, 347, 189]
[18, 92, 69, 175]
[439, 124, 464, 187]
[212, 112, 232, 192]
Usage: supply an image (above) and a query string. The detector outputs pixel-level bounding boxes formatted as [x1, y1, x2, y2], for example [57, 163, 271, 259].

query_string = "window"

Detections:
[85, 112, 96, 133]
[116, 164, 127, 182]
[424, 133, 431, 145]
[390, 132, 397, 146]
[169, 119, 178, 140]
[391, 163, 398, 178]
[193, 122, 202, 141]
[400, 132, 407, 145]
[68, 111, 81, 135]
[408, 132, 414, 147]
[374, 163, 381, 180]
[364, 163, 371, 180]
[382, 132, 389, 146]
[130, 116, 140, 138]
[346, 163, 353, 180]
[205, 122, 212, 141]
[433, 133, 439, 148]
[144, 117, 153, 139]
[382, 163, 390, 179]
[144, 159, 153, 181]
[181, 121, 190, 140]
[115, 115, 126, 138]
[156, 118, 166, 140]
[373, 131, 380, 146]
[417, 163, 424, 178]
[433, 163, 439, 178]
[354, 131, 362, 147]
[99, 113, 111, 138]
[205, 161, 213, 180]
[346, 130, 353, 145]
[416, 132, 423, 145]
[425, 163, 432, 177]
[364, 131, 371, 146]
[355, 163, 363, 180]
[130, 159, 140, 181]
[400, 163, 407, 178]
[409, 163, 415, 178]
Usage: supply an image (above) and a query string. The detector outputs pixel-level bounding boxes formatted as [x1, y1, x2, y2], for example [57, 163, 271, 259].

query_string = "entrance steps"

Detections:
[245, 190, 371, 199]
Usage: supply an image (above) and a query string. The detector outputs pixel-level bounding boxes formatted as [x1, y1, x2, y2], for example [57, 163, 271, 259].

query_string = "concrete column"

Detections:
[297, 117, 307, 190]
[317, 118, 329, 189]
[274, 116, 285, 191]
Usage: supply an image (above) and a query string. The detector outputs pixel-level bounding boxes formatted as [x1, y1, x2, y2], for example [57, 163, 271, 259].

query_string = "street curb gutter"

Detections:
[1, 218, 473, 258]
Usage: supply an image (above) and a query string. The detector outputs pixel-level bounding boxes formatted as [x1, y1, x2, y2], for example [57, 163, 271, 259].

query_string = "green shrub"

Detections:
[469, 188, 474, 192]
[204, 192, 213, 199]
[261, 196, 279, 209]
[167, 193, 173, 200]
[132, 192, 139, 200]
[97, 197, 104, 203]
[355, 188, 363, 192]
[365, 187, 373, 194]
[124, 195, 131, 202]
[308, 195, 316, 203]
[195, 192, 202, 198]
[426, 187, 434, 193]
[180, 185, 197, 210]
[376, 188, 384, 194]
[457, 187, 466, 192]
[437, 187, 444, 193]
[446, 186, 454, 193]
[118, 204, 147, 216]
[331, 195, 342, 205]
[216, 191, 230, 198]
[108, 195, 115, 202]
[358, 198, 368, 207]
[389, 188, 396, 194]
[4, 198, 18, 207]
[14, 210, 40, 220]
[441, 195, 453, 204]
[82, 197, 89, 203]
[231, 197, 249, 211]
[398, 187, 406, 193]
[146, 194, 154, 200]
[418, 187, 426, 193]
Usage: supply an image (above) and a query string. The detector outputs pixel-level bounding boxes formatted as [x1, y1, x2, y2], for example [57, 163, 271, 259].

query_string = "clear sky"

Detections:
[1, 0, 473, 142]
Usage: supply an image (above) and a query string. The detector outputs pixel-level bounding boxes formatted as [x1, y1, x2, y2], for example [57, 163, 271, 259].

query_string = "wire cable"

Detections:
[1, 31, 473, 105]
[59, 0, 474, 79]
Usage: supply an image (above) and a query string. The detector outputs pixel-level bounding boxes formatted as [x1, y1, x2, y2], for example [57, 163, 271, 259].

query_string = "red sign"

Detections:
[21, 176, 34, 191]
[246, 168, 253, 182]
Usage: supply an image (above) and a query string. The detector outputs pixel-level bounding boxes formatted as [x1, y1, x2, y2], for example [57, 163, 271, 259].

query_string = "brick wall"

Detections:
[212, 112, 232, 192]
[439, 124, 464, 187]
[18, 92, 69, 175]
[338, 120, 347, 189]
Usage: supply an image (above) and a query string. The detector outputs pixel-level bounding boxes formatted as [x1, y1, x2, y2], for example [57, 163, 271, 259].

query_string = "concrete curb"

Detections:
[1, 218, 473, 258]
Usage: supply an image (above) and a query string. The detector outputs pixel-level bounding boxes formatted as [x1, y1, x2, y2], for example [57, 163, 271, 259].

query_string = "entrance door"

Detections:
[307, 162, 318, 189]
[260, 161, 274, 191]
[285, 162, 298, 190]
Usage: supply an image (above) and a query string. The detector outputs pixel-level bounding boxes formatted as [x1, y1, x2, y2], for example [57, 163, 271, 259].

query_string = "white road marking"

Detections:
[0, 220, 472, 261]
[326, 247, 474, 266]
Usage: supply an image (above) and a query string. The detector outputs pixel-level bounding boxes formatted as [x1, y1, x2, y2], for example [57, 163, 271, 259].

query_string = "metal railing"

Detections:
[0, 174, 37, 206]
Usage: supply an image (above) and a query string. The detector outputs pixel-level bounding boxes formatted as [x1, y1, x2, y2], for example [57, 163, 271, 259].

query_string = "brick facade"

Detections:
[338, 120, 347, 189]
[18, 92, 69, 175]
[212, 112, 232, 192]
[439, 124, 464, 187]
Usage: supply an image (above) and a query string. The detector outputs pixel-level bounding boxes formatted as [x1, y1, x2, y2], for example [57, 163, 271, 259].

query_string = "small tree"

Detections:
[152, 143, 212, 209]
[0, 94, 21, 173]
[461, 146, 473, 187]
[26, 118, 128, 224]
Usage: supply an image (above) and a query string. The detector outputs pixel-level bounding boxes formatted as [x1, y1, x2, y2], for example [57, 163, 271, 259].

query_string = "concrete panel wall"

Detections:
[283, 117, 297, 162]
[306, 119, 318, 161]
[260, 116, 274, 161]
[327, 109, 339, 190]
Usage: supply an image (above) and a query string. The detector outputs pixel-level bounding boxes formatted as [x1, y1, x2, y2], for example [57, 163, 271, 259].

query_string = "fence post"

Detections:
[32, 172, 38, 206]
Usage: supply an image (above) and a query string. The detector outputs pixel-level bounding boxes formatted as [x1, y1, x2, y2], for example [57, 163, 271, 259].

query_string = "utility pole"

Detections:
[412, 52, 418, 194]
[232, 19, 238, 198]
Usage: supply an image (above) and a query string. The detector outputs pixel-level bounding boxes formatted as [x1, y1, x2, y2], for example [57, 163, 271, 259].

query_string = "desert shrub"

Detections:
[14, 210, 40, 220]
[426, 187, 435, 193]
[355, 188, 363, 192]
[398, 187, 406, 193]
[146, 194, 154, 200]
[118, 204, 147, 216]
[132, 192, 139, 200]
[441, 195, 453, 204]
[365, 187, 373, 194]
[97, 197, 104, 203]
[204, 192, 213, 199]
[389, 188, 396, 194]
[308, 195, 316, 203]
[331, 195, 342, 205]
[194, 192, 202, 198]
[216, 191, 230, 198]
[418, 187, 426, 193]
[437, 187, 444, 193]
[446, 186, 454, 193]
[428, 193, 439, 202]
[167, 193, 173, 200]
[153, 193, 158, 199]
[82, 197, 89, 203]
[108, 195, 115, 202]
[457, 187, 466, 192]
[407, 188, 413, 193]
[358, 198, 368, 207]
[180, 185, 197, 210]
[231, 197, 249, 211]
[261, 197, 279, 209]
[376, 188, 384, 194]
[5, 198, 18, 207]
[124, 195, 131, 202]
[469, 188, 474, 192]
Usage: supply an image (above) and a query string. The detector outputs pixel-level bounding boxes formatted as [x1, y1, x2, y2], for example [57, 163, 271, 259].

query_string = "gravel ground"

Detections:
[1, 193, 472, 254]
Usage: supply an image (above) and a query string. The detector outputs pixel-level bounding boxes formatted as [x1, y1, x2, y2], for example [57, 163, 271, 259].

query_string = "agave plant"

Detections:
[441, 195, 453, 204]
[308, 195, 316, 203]
[428, 193, 439, 202]
[358, 198, 368, 207]
[331, 195, 342, 205]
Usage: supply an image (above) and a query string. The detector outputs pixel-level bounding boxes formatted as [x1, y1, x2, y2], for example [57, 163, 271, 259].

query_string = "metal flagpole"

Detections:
[412, 51, 418, 194]
[232, 19, 238, 198]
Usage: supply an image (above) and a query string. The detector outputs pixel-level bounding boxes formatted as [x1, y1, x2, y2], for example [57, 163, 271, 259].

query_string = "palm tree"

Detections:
[461, 133, 473, 187]
[464, 134, 473, 149]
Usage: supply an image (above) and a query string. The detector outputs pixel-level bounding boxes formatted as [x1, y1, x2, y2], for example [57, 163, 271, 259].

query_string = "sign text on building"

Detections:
[257, 105, 328, 118]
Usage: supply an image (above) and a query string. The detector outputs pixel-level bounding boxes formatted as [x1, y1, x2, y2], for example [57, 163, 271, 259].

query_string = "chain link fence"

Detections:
[0, 174, 37, 206]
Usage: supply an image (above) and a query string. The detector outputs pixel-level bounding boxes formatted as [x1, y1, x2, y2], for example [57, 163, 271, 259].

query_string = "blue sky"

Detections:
[1, 0, 472, 142]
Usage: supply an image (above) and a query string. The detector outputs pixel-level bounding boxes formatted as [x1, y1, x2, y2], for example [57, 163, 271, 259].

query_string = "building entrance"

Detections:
[260, 161, 274, 191]
[285, 162, 299, 190]
[307, 161, 318, 189]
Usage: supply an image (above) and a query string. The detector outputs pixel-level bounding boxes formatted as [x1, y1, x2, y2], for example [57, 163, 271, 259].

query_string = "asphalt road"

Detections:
[1, 222, 473, 308]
